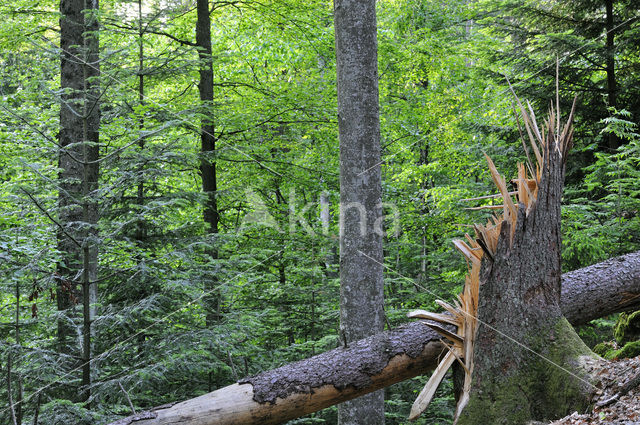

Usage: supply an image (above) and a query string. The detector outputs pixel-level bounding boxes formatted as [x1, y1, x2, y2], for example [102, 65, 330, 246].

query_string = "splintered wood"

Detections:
[407, 94, 576, 422]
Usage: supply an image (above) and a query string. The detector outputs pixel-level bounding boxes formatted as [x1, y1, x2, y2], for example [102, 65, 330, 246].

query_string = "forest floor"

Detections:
[546, 355, 640, 425]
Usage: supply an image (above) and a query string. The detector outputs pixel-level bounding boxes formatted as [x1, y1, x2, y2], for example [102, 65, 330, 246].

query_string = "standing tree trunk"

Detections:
[605, 0, 618, 150]
[334, 0, 385, 424]
[196, 0, 221, 327]
[135, 0, 147, 244]
[58, 0, 84, 358]
[81, 0, 100, 404]
[58, 0, 100, 402]
[456, 100, 596, 424]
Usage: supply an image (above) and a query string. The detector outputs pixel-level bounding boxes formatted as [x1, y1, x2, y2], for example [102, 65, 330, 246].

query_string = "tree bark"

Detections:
[455, 107, 593, 424]
[561, 250, 640, 325]
[107, 250, 640, 425]
[109, 323, 444, 425]
[196, 0, 221, 327]
[605, 0, 618, 150]
[135, 0, 147, 244]
[58, 0, 85, 357]
[334, 0, 385, 424]
[81, 0, 100, 404]
[58, 0, 100, 403]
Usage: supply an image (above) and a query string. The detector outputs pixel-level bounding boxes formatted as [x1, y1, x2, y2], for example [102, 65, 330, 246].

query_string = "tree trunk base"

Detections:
[457, 318, 597, 425]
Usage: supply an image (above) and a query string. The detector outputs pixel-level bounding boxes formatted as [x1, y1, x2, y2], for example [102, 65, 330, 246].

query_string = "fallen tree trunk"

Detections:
[110, 250, 640, 425]
[561, 250, 640, 325]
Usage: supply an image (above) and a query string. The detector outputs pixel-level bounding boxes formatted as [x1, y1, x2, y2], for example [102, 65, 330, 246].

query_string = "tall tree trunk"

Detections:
[58, 0, 100, 402]
[136, 0, 147, 244]
[456, 102, 595, 424]
[81, 0, 100, 404]
[334, 0, 385, 423]
[58, 0, 84, 357]
[605, 0, 618, 150]
[134, 0, 148, 355]
[196, 0, 221, 327]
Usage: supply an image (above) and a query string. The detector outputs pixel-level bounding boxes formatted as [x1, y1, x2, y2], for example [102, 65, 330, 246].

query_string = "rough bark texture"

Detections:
[605, 0, 618, 150]
[107, 251, 640, 425]
[82, 0, 100, 403]
[456, 135, 595, 424]
[196, 0, 221, 327]
[108, 323, 445, 425]
[58, 0, 85, 355]
[561, 250, 640, 326]
[334, 0, 385, 423]
[58, 0, 100, 401]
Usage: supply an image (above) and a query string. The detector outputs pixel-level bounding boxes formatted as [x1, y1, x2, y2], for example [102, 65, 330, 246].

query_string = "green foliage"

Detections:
[614, 310, 640, 345]
[385, 376, 455, 425]
[576, 316, 616, 349]
[595, 340, 640, 360]
[593, 341, 617, 358]
[614, 340, 640, 359]
[38, 400, 103, 425]
[0, 0, 638, 424]
[563, 109, 640, 271]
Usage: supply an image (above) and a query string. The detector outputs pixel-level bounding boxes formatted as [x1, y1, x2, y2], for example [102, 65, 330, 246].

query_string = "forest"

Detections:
[1, 0, 639, 424]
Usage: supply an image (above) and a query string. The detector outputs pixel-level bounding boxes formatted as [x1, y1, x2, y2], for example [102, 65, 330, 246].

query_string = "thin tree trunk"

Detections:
[81, 0, 100, 404]
[320, 191, 337, 278]
[605, 0, 618, 150]
[58, 0, 85, 358]
[58, 0, 99, 402]
[32, 392, 41, 425]
[196, 0, 221, 327]
[418, 143, 429, 287]
[136, 0, 146, 244]
[15, 281, 23, 425]
[134, 0, 148, 356]
[334, 0, 385, 423]
[7, 352, 17, 425]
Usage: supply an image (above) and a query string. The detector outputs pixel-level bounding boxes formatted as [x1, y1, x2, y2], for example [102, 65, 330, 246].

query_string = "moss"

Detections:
[538, 318, 594, 418]
[590, 339, 640, 360]
[458, 377, 533, 425]
[576, 317, 616, 349]
[617, 341, 640, 358]
[614, 310, 640, 344]
[593, 341, 616, 357]
[456, 318, 595, 425]
[551, 317, 595, 359]
[605, 340, 640, 359]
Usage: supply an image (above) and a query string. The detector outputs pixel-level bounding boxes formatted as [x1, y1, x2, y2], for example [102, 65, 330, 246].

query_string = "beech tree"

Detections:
[334, 0, 385, 423]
